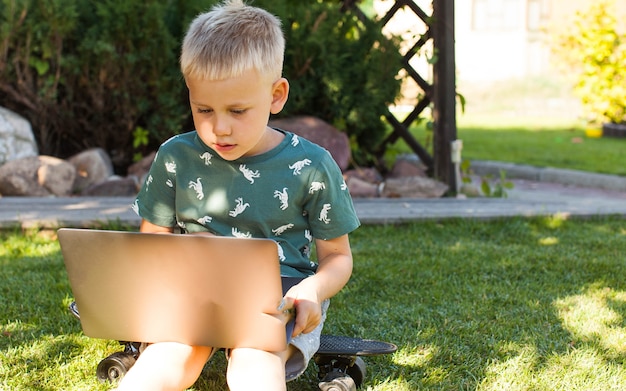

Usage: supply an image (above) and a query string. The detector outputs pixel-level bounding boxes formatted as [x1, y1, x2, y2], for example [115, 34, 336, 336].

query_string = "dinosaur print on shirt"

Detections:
[189, 178, 204, 200]
[309, 181, 325, 194]
[229, 197, 250, 217]
[145, 175, 153, 190]
[274, 188, 289, 210]
[239, 164, 260, 184]
[319, 203, 331, 224]
[165, 161, 177, 173]
[232, 227, 252, 238]
[200, 152, 213, 165]
[289, 159, 311, 175]
[197, 215, 212, 225]
[272, 223, 294, 236]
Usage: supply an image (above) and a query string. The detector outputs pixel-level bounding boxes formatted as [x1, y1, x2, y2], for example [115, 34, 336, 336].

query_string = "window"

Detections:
[527, 0, 551, 31]
[472, 0, 524, 32]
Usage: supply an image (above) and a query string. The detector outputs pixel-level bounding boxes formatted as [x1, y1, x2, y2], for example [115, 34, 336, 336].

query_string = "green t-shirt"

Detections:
[133, 129, 360, 277]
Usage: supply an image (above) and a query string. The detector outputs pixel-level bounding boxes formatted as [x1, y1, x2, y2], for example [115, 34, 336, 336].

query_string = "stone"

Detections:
[460, 183, 482, 197]
[344, 175, 380, 198]
[381, 176, 449, 198]
[68, 148, 115, 193]
[0, 106, 38, 165]
[81, 176, 139, 197]
[0, 156, 76, 196]
[269, 116, 351, 171]
[343, 167, 383, 184]
[388, 155, 427, 178]
[127, 151, 156, 188]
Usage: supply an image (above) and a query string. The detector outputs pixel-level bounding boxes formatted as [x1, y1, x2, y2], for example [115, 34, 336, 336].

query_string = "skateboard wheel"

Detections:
[68, 301, 80, 320]
[96, 352, 136, 382]
[318, 371, 357, 391]
[346, 357, 366, 387]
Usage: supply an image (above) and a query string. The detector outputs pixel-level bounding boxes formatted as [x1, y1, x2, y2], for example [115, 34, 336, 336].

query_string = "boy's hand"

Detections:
[283, 280, 322, 337]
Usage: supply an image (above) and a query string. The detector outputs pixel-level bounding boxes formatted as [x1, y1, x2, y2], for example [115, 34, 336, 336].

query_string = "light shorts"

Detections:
[285, 298, 330, 381]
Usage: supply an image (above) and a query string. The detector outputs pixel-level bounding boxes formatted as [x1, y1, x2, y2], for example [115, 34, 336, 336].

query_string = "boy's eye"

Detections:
[231, 109, 247, 115]
[197, 108, 212, 114]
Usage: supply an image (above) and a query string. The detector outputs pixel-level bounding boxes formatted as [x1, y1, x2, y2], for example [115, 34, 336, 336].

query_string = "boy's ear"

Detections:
[270, 78, 289, 115]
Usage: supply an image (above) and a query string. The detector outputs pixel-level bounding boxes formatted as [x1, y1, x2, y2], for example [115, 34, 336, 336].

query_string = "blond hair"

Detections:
[180, 0, 285, 81]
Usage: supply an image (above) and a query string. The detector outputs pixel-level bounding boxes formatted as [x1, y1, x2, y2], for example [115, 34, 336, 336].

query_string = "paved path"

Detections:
[1, 163, 625, 228]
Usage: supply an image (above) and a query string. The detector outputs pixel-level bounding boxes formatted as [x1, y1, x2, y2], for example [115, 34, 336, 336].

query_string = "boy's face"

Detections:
[186, 68, 289, 161]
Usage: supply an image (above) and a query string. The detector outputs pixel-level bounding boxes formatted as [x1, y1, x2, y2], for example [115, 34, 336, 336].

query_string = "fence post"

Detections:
[432, 0, 458, 192]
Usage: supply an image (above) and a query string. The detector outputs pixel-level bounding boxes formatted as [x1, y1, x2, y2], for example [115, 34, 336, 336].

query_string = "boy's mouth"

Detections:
[214, 143, 236, 152]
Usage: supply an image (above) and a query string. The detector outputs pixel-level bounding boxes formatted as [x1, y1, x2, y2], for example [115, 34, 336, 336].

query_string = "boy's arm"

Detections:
[285, 234, 353, 336]
[140, 219, 175, 234]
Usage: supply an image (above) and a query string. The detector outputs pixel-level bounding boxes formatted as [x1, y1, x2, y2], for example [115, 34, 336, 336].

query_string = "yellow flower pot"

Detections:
[585, 128, 602, 138]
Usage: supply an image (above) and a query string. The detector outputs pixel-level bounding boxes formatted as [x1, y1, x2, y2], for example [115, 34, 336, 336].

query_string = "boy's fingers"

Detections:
[291, 301, 322, 336]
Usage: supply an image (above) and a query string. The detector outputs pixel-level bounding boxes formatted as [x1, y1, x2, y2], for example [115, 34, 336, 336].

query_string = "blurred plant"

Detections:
[460, 161, 514, 198]
[552, 0, 626, 126]
[132, 126, 150, 162]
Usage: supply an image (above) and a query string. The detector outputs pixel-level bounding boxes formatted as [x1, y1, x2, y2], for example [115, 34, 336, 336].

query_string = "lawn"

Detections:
[2, 216, 626, 390]
[387, 116, 626, 177]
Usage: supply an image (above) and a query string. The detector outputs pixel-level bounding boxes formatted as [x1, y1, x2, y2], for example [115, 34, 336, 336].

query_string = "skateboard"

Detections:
[314, 334, 397, 390]
[69, 302, 397, 389]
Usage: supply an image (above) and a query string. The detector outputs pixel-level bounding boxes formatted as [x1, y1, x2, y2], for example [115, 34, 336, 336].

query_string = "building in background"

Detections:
[456, 0, 626, 82]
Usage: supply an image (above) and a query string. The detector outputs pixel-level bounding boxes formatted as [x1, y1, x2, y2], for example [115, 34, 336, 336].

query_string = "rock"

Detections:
[381, 176, 449, 198]
[0, 106, 38, 165]
[388, 155, 427, 178]
[81, 176, 139, 196]
[127, 151, 156, 188]
[460, 183, 482, 197]
[345, 175, 380, 198]
[269, 116, 351, 171]
[343, 167, 383, 184]
[68, 148, 114, 193]
[0, 156, 76, 196]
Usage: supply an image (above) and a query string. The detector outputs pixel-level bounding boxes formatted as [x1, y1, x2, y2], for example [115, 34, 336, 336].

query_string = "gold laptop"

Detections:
[58, 228, 286, 352]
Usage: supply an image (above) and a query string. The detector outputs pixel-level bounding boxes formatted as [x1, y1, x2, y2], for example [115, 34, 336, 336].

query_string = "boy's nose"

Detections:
[212, 116, 231, 136]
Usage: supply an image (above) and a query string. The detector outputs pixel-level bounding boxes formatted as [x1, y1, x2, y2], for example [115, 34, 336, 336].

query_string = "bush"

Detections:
[0, 0, 197, 171]
[552, 0, 626, 126]
[0, 0, 402, 172]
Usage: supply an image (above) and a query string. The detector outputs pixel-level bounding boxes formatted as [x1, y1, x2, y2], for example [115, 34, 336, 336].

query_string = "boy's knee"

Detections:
[144, 342, 212, 365]
[227, 348, 287, 390]
[127, 343, 213, 389]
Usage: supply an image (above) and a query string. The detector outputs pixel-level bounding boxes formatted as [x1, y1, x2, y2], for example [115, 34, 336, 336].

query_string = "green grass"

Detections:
[3, 217, 626, 390]
[387, 117, 626, 177]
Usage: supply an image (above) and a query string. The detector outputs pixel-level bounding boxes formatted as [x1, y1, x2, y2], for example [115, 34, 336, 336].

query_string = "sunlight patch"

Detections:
[478, 344, 537, 391]
[1, 320, 37, 337]
[543, 213, 569, 229]
[539, 236, 559, 245]
[554, 285, 626, 355]
[532, 349, 626, 390]
[393, 345, 437, 367]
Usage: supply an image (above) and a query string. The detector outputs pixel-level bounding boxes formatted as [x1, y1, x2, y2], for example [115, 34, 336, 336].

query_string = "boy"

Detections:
[118, 1, 360, 390]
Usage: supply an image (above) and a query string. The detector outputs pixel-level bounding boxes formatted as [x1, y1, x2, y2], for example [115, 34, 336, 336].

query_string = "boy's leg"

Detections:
[114, 342, 213, 391]
[226, 346, 295, 391]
